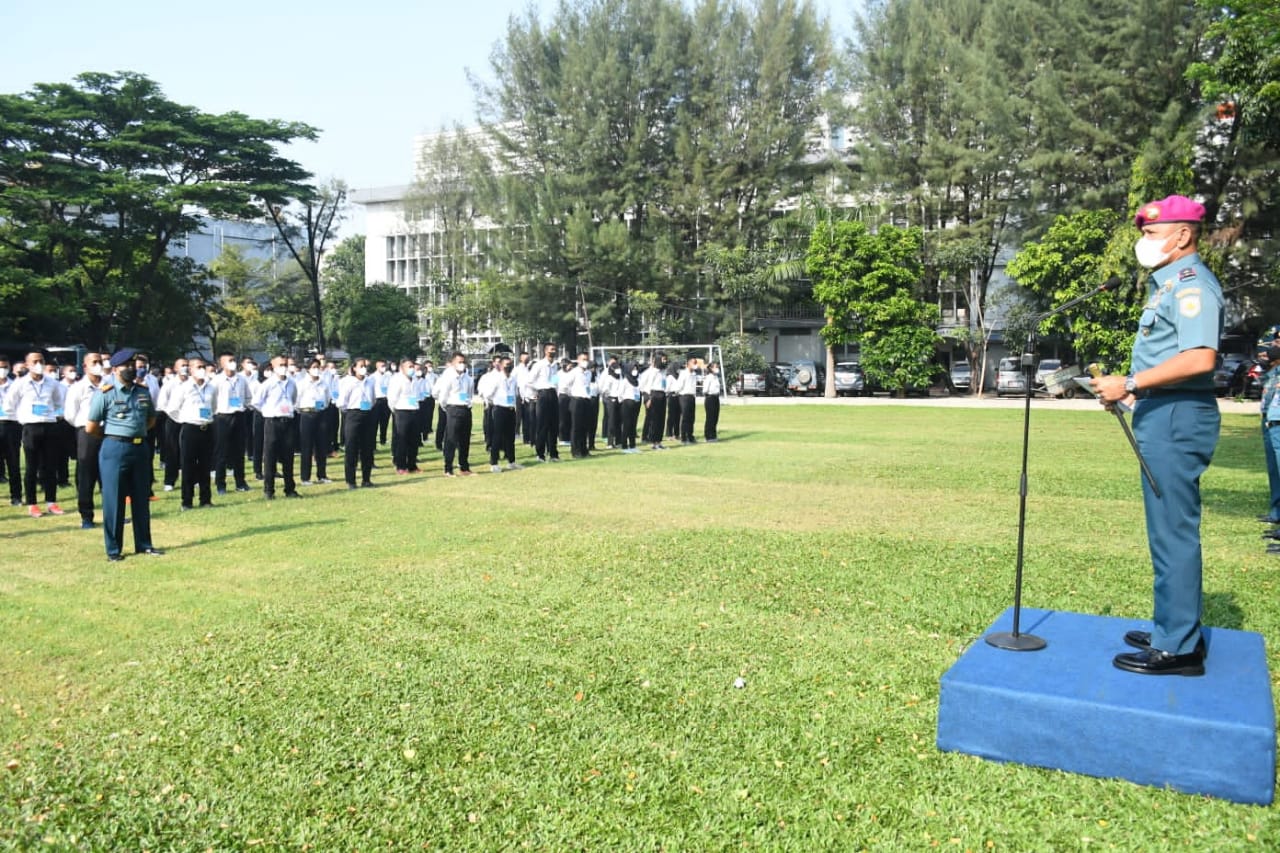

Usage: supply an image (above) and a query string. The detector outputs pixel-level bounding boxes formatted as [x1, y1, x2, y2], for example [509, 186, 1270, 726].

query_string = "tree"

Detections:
[1006, 209, 1138, 370]
[263, 178, 347, 352]
[204, 245, 271, 358]
[805, 220, 927, 397]
[319, 236, 367, 351]
[341, 284, 420, 361]
[0, 71, 316, 351]
[715, 332, 768, 392]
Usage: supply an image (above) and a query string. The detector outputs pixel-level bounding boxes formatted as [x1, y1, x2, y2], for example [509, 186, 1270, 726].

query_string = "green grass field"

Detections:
[1, 404, 1277, 849]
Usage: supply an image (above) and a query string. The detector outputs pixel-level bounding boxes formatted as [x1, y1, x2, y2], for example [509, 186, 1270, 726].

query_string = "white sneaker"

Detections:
[490, 465, 502, 473]
[317, 478, 333, 484]
[163, 484, 174, 492]
[506, 463, 523, 470]
[300, 480, 313, 487]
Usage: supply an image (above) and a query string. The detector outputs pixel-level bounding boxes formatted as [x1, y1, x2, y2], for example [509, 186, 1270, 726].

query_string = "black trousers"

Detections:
[558, 394, 573, 442]
[520, 397, 536, 445]
[162, 414, 182, 487]
[374, 397, 391, 444]
[419, 399, 434, 442]
[443, 405, 472, 473]
[535, 389, 560, 460]
[0, 420, 22, 501]
[392, 409, 420, 471]
[435, 405, 447, 450]
[482, 404, 493, 452]
[262, 417, 296, 497]
[679, 395, 696, 442]
[179, 422, 213, 508]
[343, 409, 375, 485]
[298, 411, 329, 481]
[588, 396, 600, 449]
[704, 394, 721, 440]
[605, 398, 622, 448]
[56, 419, 75, 485]
[75, 427, 102, 522]
[213, 412, 247, 490]
[250, 411, 265, 477]
[571, 398, 592, 457]
[643, 392, 666, 445]
[326, 403, 340, 451]
[21, 421, 59, 505]
[666, 392, 681, 438]
[620, 399, 640, 449]
[490, 406, 516, 466]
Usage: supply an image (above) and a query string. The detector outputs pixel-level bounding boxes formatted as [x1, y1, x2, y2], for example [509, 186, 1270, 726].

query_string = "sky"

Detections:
[2, 0, 860, 234]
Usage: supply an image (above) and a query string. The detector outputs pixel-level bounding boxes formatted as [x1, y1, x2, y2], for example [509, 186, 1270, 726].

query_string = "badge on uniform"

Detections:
[1178, 267, 1197, 281]
[1180, 294, 1202, 318]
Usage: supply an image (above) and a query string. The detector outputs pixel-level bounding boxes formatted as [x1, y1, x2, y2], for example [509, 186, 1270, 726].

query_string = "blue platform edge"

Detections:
[937, 607, 1276, 805]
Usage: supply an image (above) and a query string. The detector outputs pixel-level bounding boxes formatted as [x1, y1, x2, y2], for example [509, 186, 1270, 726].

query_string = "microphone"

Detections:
[1036, 276, 1125, 321]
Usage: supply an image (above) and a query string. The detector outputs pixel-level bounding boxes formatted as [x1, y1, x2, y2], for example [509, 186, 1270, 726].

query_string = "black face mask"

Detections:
[1268, 347, 1280, 364]
[117, 367, 137, 385]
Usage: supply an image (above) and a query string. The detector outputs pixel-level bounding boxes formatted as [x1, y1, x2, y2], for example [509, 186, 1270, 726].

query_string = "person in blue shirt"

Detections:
[1093, 195, 1223, 677]
[85, 349, 163, 562]
[1255, 329, 1280, 531]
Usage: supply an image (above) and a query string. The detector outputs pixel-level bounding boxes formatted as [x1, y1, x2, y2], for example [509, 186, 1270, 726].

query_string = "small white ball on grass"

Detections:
[733, 677, 747, 689]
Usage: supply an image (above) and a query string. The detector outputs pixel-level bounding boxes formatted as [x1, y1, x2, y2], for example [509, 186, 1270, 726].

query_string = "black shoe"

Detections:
[180, 504, 193, 512]
[1113, 646, 1205, 676]
[284, 492, 300, 498]
[235, 485, 251, 493]
[217, 488, 228, 496]
[1263, 530, 1280, 540]
[264, 494, 275, 501]
[361, 480, 373, 488]
[347, 484, 358, 490]
[138, 547, 165, 556]
[80, 520, 95, 530]
[1258, 515, 1280, 523]
[107, 554, 125, 563]
[1123, 630, 1151, 650]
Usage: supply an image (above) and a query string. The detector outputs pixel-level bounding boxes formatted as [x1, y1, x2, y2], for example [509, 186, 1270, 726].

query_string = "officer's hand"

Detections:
[1090, 375, 1128, 404]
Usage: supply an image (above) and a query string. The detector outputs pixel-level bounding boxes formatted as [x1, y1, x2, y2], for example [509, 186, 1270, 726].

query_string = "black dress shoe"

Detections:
[1258, 515, 1280, 523]
[138, 548, 165, 556]
[107, 554, 125, 563]
[1114, 646, 1205, 676]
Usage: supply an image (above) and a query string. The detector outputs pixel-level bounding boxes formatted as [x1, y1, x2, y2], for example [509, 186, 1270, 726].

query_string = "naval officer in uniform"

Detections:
[85, 349, 163, 562]
[1092, 194, 1222, 676]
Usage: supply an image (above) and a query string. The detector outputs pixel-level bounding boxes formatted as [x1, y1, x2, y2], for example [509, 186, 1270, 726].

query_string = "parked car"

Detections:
[1215, 355, 1246, 397]
[1034, 358, 1061, 390]
[833, 361, 866, 396]
[787, 359, 821, 395]
[949, 360, 972, 392]
[732, 364, 791, 396]
[996, 356, 1028, 397]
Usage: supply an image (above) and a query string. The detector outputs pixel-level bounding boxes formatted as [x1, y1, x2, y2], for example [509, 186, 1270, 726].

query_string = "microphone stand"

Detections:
[986, 278, 1120, 652]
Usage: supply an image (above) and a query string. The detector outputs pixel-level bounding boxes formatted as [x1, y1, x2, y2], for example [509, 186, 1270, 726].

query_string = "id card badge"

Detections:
[505, 394, 515, 406]
[198, 406, 212, 419]
[279, 403, 292, 416]
[330, 387, 339, 401]
[359, 399, 372, 412]
[632, 387, 641, 401]
[32, 403, 50, 417]
[588, 382, 599, 397]
[658, 377, 667, 391]
[408, 393, 419, 405]
[314, 398, 326, 411]
[229, 395, 243, 408]
[458, 391, 471, 404]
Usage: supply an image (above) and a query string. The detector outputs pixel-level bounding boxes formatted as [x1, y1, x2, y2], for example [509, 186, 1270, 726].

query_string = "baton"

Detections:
[1087, 364, 1162, 498]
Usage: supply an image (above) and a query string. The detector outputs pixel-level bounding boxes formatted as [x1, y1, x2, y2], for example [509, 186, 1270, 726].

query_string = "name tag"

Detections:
[32, 403, 50, 417]
[314, 399, 326, 411]
[588, 383, 599, 397]
[198, 406, 212, 420]
[380, 383, 389, 394]
[359, 399, 372, 412]
[458, 392, 471, 404]
[408, 394, 419, 405]
[505, 394, 515, 406]
[658, 378, 666, 391]
[330, 388, 339, 401]
[278, 403, 292, 416]
[632, 387, 641, 401]
[229, 395, 242, 408]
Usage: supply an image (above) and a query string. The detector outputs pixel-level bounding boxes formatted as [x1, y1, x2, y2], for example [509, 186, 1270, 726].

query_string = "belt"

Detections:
[184, 422, 210, 431]
[106, 434, 144, 444]
[1268, 421, 1280, 429]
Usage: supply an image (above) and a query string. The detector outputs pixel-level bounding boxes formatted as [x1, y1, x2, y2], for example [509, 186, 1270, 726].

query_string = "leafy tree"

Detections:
[715, 332, 768, 391]
[1006, 209, 1138, 370]
[319, 235, 367, 351]
[341, 284, 420, 362]
[263, 178, 347, 352]
[805, 220, 927, 396]
[0, 71, 315, 350]
[204, 246, 271, 358]
[858, 293, 942, 396]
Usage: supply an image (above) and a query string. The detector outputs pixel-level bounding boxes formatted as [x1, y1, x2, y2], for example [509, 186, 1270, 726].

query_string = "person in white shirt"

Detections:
[703, 361, 724, 442]
[639, 354, 670, 450]
[176, 357, 217, 510]
[56, 364, 78, 488]
[512, 352, 533, 445]
[209, 353, 251, 495]
[478, 357, 502, 455]
[433, 352, 476, 477]
[10, 352, 68, 517]
[0, 357, 21, 505]
[63, 352, 108, 527]
[155, 359, 189, 492]
[253, 356, 299, 499]
[618, 361, 644, 452]
[295, 359, 333, 485]
[527, 345, 562, 462]
[373, 360, 392, 446]
[241, 358, 265, 481]
[414, 361, 434, 450]
[557, 358, 574, 447]
[601, 361, 624, 450]
[675, 357, 701, 444]
[566, 354, 597, 459]
[387, 358, 422, 475]
[337, 358, 377, 488]
[480, 356, 521, 472]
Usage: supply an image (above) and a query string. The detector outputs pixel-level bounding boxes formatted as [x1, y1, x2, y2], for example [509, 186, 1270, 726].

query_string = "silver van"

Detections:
[996, 357, 1028, 397]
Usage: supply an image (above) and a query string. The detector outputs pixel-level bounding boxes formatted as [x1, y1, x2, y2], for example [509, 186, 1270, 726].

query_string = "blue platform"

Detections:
[937, 607, 1276, 805]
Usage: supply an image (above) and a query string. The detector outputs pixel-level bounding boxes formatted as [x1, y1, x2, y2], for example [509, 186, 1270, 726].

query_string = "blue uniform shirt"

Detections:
[1130, 253, 1222, 392]
[1263, 365, 1280, 421]
[86, 382, 154, 438]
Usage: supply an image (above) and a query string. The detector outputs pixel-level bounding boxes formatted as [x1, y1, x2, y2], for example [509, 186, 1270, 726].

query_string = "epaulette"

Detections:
[1178, 267, 1197, 282]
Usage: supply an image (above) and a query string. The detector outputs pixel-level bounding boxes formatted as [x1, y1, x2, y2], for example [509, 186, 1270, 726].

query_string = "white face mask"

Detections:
[1134, 234, 1175, 269]
[578, 361, 589, 370]
[274, 366, 287, 378]
[178, 366, 189, 377]
[88, 364, 104, 377]
[308, 367, 320, 378]
[455, 363, 467, 374]
[355, 365, 368, 377]
[194, 367, 207, 381]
